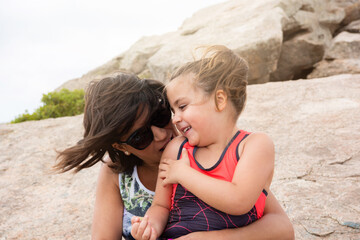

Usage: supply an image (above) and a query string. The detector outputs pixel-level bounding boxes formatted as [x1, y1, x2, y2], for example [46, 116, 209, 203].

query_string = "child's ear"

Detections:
[215, 89, 228, 111]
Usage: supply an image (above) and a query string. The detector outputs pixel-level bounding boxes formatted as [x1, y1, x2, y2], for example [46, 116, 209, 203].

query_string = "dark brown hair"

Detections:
[54, 72, 167, 173]
[170, 45, 249, 118]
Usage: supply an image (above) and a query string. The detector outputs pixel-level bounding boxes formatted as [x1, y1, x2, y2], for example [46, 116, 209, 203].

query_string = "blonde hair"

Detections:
[170, 45, 248, 117]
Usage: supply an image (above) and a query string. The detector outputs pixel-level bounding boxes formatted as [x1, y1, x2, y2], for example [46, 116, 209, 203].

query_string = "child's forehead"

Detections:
[167, 73, 196, 90]
[166, 76, 190, 97]
[166, 73, 208, 105]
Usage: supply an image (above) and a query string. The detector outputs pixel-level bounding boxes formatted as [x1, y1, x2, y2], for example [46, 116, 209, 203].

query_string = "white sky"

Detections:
[0, 0, 226, 123]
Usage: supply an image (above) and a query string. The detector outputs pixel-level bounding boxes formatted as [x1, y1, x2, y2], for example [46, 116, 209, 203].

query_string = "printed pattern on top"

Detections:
[119, 166, 155, 240]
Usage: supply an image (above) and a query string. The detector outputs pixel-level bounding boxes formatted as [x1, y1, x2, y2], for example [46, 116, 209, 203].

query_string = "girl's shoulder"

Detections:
[241, 131, 274, 154]
[162, 136, 187, 160]
[245, 131, 273, 143]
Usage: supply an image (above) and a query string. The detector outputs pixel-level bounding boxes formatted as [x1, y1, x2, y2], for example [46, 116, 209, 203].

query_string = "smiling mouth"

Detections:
[182, 126, 191, 134]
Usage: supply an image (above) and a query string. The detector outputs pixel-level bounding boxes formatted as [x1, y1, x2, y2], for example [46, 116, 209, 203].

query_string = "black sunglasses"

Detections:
[118, 99, 172, 150]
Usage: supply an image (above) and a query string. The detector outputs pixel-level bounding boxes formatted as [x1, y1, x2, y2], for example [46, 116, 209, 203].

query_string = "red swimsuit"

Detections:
[162, 130, 268, 239]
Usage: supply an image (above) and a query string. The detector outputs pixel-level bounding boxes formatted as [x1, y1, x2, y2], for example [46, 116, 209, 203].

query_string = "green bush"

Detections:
[11, 89, 85, 123]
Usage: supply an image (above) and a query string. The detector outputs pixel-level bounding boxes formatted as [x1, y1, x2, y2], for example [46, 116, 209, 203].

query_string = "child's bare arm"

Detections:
[161, 132, 274, 215]
[131, 171, 172, 239]
[131, 175, 172, 239]
[131, 138, 182, 239]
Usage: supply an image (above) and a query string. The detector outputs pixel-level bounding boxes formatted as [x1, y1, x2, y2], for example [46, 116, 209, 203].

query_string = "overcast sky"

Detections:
[0, 0, 225, 123]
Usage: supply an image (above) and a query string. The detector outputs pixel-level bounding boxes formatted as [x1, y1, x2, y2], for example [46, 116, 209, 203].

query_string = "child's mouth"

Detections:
[183, 126, 191, 134]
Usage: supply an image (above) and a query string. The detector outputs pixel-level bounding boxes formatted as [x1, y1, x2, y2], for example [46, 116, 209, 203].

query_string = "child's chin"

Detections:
[187, 139, 198, 147]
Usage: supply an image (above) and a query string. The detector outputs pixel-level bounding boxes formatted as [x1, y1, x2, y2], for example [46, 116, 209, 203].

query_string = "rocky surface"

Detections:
[1, 74, 359, 239]
[238, 74, 360, 239]
[57, 0, 360, 91]
[0, 115, 97, 239]
[2, 0, 360, 239]
[308, 16, 360, 79]
[307, 58, 360, 78]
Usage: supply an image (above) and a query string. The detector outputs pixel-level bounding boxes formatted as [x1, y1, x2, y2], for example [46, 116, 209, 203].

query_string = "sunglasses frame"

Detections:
[118, 125, 154, 150]
[117, 98, 171, 150]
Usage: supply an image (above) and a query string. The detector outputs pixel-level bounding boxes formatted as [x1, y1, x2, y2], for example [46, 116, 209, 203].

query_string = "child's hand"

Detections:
[159, 148, 190, 186]
[131, 215, 157, 240]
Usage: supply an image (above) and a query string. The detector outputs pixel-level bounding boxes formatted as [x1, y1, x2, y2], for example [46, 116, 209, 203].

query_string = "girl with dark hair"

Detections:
[55, 71, 294, 240]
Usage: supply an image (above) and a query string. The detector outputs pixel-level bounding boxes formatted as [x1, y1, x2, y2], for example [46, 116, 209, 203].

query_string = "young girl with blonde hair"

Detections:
[131, 45, 276, 240]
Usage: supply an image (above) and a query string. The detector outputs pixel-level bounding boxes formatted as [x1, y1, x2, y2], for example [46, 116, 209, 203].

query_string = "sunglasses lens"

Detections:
[127, 126, 153, 150]
[119, 98, 171, 150]
[151, 104, 171, 128]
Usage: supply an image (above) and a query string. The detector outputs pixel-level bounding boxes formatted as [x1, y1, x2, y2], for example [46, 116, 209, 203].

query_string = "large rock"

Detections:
[325, 31, 360, 59]
[270, 8, 332, 81]
[308, 19, 360, 79]
[342, 19, 360, 33]
[147, 0, 286, 84]
[341, 0, 360, 25]
[307, 58, 360, 78]
[57, 0, 350, 90]
[1, 74, 359, 239]
[269, 30, 327, 81]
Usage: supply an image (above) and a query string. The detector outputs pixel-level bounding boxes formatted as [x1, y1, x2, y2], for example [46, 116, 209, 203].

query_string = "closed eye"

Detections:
[179, 104, 187, 110]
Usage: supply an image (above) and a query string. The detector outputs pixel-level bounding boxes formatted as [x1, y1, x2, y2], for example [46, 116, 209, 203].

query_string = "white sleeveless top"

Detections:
[118, 166, 155, 240]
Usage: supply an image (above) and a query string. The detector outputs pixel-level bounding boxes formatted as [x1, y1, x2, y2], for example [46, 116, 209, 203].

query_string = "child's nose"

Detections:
[172, 113, 181, 124]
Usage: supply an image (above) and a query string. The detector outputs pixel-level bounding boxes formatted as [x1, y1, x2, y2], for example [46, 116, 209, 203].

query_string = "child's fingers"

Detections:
[158, 163, 168, 171]
[180, 149, 190, 165]
[130, 222, 139, 238]
[131, 216, 142, 224]
[158, 171, 166, 180]
[136, 215, 149, 238]
[150, 227, 157, 240]
[159, 159, 170, 169]
[131, 216, 137, 224]
[162, 178, 170, 187]
[141, 224, 152, 240]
